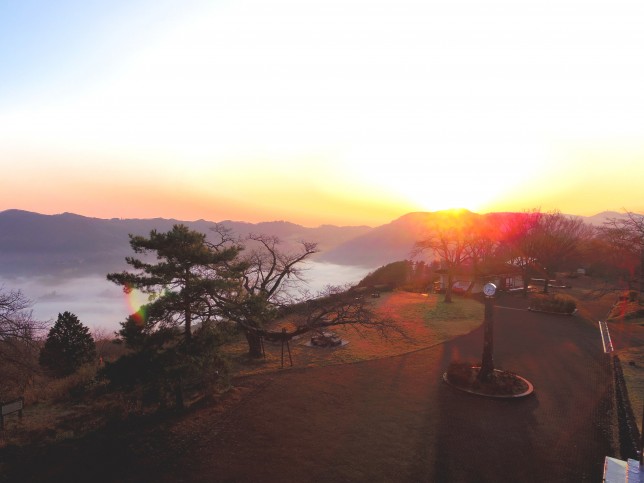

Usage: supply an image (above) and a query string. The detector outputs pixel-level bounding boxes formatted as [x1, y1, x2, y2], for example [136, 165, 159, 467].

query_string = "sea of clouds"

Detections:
[1, 262, 371, 333]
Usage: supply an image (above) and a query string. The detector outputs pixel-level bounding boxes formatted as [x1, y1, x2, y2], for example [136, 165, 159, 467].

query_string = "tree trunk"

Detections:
[444, 271, 453, 303]
[184, 305, 192, 343]
[245, 330, 264, 359]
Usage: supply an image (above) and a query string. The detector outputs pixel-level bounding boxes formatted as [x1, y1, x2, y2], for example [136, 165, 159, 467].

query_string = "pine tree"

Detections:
[107, 224, 242, 343]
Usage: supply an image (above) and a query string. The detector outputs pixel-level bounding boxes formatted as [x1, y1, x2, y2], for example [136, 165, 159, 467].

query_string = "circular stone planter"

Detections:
[443, 367, 534, 399]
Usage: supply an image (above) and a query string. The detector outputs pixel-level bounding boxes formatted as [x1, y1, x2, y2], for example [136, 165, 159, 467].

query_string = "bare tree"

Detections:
[269, 285, 396, 340]
[414, 212, 480, 302]
[530, 212, 593, 293]
[214, 233, 396, 358]
[465, 215, 501, 292]
[214, 234, 318, 358]
[602, 211, 644, 296]
[496, 210, 542, 297]
[0, 287, 47, 399]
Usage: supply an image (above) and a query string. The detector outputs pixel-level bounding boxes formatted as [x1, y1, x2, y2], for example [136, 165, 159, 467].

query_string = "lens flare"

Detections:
[124, 284, 151, 326]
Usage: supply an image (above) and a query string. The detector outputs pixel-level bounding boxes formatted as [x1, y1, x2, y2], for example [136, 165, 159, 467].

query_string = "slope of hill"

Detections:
[317, 210, 488, 267]
[581, 211, 630, 226]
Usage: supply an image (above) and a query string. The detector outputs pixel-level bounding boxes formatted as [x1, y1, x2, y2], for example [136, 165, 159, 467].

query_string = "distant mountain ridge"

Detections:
[0, 209, 371, 277]
[0, 209, 636, 277]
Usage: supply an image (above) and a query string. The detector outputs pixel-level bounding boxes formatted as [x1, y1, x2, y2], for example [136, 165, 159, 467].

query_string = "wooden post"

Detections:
[280, 328, 293, 368]
[286, 333, 293, 367]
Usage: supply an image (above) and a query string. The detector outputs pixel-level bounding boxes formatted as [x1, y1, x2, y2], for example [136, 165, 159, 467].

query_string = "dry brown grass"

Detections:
[223, 291, 484, 377]
[616, 345, 644, 433]
[602, 292, 644, 432]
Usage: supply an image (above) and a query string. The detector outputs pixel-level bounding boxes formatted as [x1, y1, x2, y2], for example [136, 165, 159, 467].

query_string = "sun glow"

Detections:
[1, 0, 644, 225]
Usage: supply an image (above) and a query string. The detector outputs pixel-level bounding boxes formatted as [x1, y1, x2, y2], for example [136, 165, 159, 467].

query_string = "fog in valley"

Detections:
[1, 262, 371, 332]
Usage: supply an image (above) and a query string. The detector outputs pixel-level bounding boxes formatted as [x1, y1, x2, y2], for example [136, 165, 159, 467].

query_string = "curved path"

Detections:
[161, 293, 615, 482]
[2, 294, 616, 482]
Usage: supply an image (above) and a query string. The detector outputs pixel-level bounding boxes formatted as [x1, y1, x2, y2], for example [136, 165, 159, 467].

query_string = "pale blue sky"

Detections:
[0, 1, 211, 105]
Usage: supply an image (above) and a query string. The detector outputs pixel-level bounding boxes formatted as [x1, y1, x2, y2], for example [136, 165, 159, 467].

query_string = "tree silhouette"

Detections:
[414, 211, 480, 302]
[39, 311, 96, 376]
[529, 212, 592, 293]
[602, 211, 644, 296]
[1, 287, 45, 397]
[107, 224, 242, 343]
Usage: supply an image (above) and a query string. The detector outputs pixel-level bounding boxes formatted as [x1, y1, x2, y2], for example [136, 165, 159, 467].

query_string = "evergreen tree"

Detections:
[39, 311, 96, 376]
[107, 224, 242, 343]
[105, 225, 241, 407]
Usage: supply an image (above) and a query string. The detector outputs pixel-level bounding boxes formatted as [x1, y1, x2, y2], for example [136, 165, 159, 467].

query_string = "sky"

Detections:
[1, 0, 643, 227]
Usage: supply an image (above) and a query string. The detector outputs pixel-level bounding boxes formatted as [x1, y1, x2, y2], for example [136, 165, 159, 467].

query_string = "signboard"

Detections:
[1, 398, 23, 416]
[1, 398, 24, 429]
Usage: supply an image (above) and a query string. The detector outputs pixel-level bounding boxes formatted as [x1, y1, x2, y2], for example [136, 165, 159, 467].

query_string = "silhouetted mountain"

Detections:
[0, 210, 370, 277]
[0, 209, 638, 278]
[317, 210, 484, 267]
[581, 211, 631, 226]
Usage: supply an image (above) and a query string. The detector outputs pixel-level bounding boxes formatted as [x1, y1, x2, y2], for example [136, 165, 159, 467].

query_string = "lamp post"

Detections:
[478, 282, 497, 382]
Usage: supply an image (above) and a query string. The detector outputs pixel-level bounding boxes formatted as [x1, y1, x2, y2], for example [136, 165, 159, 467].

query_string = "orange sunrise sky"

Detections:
[1, 0, 643, 227]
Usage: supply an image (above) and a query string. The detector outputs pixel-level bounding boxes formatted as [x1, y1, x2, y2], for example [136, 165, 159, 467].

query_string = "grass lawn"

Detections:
[222, 291, 484, 377]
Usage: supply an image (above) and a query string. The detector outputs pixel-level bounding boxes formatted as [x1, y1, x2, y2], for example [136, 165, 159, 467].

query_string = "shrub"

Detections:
[28, 363, 100, 403]
[529, 294, 576, 314]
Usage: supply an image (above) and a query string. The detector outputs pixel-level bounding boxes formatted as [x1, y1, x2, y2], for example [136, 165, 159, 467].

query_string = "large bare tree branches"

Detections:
[0, 287, 46, 342]
[257, 286, 397, 342]
[240, 234, 318, 303]
[0, 287, 46, 398]
[413, 212, 481, 302]
[602, 211, 644, 294]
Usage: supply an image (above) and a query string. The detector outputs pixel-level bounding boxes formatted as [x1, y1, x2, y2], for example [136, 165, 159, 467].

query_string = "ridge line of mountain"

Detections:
[0, 208, 635, 276]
